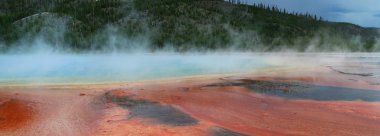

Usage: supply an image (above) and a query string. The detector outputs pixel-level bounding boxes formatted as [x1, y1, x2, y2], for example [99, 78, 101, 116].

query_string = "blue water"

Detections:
[0, 53, 270, 85]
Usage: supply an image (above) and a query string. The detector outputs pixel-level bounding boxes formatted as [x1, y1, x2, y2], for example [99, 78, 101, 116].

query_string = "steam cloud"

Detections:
[1, 1, 380, 86]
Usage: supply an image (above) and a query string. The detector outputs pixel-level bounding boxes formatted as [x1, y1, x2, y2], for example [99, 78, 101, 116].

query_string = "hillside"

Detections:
[0, 0, 379, 52]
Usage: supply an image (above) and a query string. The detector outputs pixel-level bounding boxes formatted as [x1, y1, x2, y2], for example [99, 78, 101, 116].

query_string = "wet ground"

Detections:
[104, 91, 198, 126]
[205, 79, 380, 102]
[0, 53, 379, 136]
[211, 127, 249, 136]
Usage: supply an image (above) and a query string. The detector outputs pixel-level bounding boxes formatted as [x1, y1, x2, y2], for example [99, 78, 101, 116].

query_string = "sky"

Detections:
[243, 0, 380, 28]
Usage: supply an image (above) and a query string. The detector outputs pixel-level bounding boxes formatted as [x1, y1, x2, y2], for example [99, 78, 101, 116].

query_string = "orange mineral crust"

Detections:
[0, 99, 35, 131]
[0, 65, 379, 136]
[108, 83, 380, 136]
[0, 89, 104, 136]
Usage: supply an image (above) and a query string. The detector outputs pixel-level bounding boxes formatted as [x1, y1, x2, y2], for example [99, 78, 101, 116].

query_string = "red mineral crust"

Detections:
[0, 99, 35, 131]
[105, 75, 380, 136]
[0, 65, 379, 136]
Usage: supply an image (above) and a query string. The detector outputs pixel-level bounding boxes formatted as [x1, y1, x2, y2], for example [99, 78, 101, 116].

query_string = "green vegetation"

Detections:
[0, 0, 379, 52]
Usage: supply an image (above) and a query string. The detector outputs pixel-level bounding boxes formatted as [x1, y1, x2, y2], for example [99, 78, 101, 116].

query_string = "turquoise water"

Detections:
[2, 53, 379, 85]
[0, 53, 270, 85]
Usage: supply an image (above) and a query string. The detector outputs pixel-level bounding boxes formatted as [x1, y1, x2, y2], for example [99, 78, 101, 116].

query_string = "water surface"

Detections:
[0, 53, 270, 85]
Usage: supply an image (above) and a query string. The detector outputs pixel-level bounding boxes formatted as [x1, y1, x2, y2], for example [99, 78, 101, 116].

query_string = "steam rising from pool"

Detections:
[0, 53, 272, 85]
[2, 52, 379, 85]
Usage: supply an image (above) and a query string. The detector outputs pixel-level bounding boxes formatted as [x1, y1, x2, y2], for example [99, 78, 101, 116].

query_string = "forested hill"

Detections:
[0, 0, 379, 52]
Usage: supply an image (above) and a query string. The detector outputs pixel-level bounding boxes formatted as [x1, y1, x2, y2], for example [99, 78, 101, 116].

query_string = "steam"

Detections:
[1, 25, 379, 86]
[0, 53, 276, 85]
[2, 4, 380, 53]
[1, 46, 380, 86]
[1, 1, 379, 86]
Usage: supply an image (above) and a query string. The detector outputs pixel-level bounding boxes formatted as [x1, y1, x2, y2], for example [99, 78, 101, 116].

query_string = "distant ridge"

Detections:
[0, 0, 379, 52]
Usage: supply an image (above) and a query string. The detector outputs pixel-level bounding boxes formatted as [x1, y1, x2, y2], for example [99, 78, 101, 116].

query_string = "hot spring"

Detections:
[1, 53, 379, 85]
[0, 53, 275, 85]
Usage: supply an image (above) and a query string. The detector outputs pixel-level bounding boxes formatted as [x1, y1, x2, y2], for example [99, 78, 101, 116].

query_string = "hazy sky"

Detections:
[244, 0, 380, 27]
